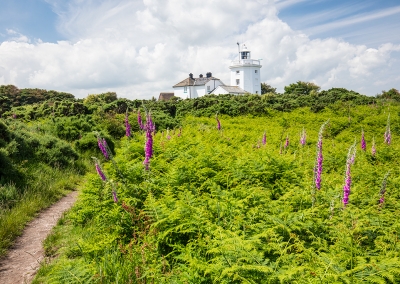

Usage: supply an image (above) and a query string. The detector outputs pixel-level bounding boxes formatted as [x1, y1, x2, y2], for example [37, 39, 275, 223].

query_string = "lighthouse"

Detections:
[229, 43, 262, 94]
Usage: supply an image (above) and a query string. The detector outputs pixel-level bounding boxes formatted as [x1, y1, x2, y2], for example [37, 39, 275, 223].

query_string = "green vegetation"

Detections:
[34, 104, 400, 283]
[1, 83, 399, 282]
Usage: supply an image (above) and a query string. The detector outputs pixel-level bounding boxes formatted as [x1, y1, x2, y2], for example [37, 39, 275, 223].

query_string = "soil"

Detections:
[0, 191, 78, 284]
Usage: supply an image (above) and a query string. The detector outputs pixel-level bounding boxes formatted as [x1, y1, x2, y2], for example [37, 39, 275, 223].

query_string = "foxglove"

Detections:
[384, 114, 391, 145]
[343, 143, 356, 206]
[97, 136, 109, 159]
[216, 113, 221, 130]
[371, 136, 376, 156]
[138, 109, 144, 130]
[361, 129, 366, 151]
[95, 162, 107, 181]
[143, 112, 154, 170]
[112, 190, 118, 203]
[284, 135, 289, 149]
[262, 131, 266, 145]
[300, 128, 306, 146]
[314, 120, 329, 190]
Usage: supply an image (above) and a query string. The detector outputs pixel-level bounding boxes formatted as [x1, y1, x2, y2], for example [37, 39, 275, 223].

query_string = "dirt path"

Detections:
[0, 191, 78, 284]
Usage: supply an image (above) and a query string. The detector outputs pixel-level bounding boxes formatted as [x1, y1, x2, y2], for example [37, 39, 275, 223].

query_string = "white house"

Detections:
[171, 44, 262, 98]
[212, 44, 262, 95]
[173, 72, 225, 99]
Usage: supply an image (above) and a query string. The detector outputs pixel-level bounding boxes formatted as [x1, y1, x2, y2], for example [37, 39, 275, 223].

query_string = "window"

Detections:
[255, 70, 258, 73]
[256, 91, 258, 94]
[184, 86, 187, 93]
[236, 79, 240, 85]
[236, 70, 240, 74]
[207, 86, 210, 91]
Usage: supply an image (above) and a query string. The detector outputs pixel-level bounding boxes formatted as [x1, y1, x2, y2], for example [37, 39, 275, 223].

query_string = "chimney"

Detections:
[189, 73, 193, 79]
[206, 72, 212, 78]
[199, 74, 203, 78]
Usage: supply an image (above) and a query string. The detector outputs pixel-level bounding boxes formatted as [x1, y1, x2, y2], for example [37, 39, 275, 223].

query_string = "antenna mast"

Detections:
[237, 42, 240, 63]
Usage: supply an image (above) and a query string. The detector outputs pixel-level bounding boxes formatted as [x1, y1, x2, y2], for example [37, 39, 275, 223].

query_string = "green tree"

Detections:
[284, 81, 320, 96]
[379, 88, 400, 101]
[261, 83, 277, 94]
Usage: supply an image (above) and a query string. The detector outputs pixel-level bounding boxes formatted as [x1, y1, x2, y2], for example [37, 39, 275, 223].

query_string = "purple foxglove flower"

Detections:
[166, 129, 171, 140]
[112, 190, 118, 203]
[361, 129, 366, 151]
[98, 137, 109, 159]
[300, 128, 306, 146]
[177, 127, 182, 137]
[384, 114, 391, 145]
[371, 137, 376, 156]
[216, 114, 221, 130]
[262, 131, 266, 145]
[343, 143, 357, 206]
[284, 135, 289, 149]
[12, 114, 17, 119]
[143, 112, 154, 170]
[95, 163, 107, 181]
[125, 112, 131, 137]
[138, 110, 144, 130]
[314, 120, 329, 190]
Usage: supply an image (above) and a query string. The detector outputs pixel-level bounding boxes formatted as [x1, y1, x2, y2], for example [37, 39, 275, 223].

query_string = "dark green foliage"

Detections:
[378, 88, 400, 102]
[284, 81, 321, 95]
[261, 82, 277, 94]
[75, 132, 115, 157]
[0, 85, 74, 110]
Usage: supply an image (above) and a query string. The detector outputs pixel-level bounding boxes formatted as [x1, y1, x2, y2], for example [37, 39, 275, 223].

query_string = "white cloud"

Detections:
[0, 0, 399, 98]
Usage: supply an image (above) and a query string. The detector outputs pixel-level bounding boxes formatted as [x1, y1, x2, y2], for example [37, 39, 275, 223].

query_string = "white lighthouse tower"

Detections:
[229, 43, 262, 94]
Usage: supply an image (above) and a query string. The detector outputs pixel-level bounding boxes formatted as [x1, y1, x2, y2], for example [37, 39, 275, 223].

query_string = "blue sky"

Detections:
[277, 0, 400, 47]
[0, 0, 399, 98]
[0, 0, 60, 42]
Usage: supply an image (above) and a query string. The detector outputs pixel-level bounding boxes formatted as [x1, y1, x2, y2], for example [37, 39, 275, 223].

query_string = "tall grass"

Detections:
[0, 162, 84, 256]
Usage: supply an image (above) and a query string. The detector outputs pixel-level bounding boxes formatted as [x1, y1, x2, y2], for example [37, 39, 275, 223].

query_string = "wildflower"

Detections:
[371, 136, 376, 156]
[143, 112, 154, 170]
[284, 135, 289, 149]
[361, 129, 366, 151]
[97, 136, 109, 159]
[343, 143, 356, 206]
[262, 131, 266, 145]
[384, 114, 391, 145]
[166, 129, 171, 140]
[379, 171, 390, 205]
[300, 128, 306, 146]
[314, 120, 329, 190]
[12, 114, 17, 119]
[125, 110, 131, 137]
[95, 162, 107, 181]
[112, 190, 118, 203]
[216, 113, 221, 130]
[138, 109, 144, 130]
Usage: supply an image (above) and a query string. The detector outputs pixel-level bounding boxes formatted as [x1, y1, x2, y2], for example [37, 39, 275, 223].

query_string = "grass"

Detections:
[0, 162, 84, 257]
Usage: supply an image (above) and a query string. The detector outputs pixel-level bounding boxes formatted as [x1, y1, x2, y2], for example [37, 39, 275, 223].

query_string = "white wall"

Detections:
[211, 86, 229, 95]
[230, 65, 261, 94]
[173, 79, 225, 98]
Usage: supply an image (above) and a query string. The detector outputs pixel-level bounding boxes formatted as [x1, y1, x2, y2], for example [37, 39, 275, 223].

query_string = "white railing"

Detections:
[230, 59, 261, 66]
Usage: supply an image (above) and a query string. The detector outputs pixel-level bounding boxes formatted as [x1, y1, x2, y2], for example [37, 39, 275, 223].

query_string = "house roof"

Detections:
[216, 85, 247, 94]
[173, 76, 221, 87]
[158, 92, 175, 101]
